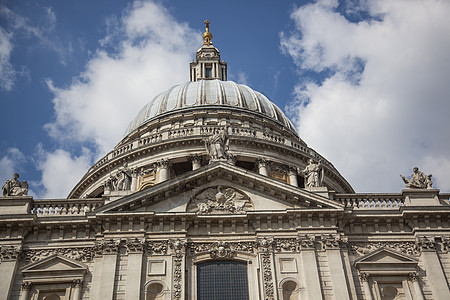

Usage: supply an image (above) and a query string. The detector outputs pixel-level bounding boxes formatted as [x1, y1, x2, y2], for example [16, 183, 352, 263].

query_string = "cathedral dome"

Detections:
[125, 79, 298, 137]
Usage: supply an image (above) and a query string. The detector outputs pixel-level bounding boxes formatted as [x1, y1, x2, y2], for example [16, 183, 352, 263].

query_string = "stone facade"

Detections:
[1, 21, 449, 300]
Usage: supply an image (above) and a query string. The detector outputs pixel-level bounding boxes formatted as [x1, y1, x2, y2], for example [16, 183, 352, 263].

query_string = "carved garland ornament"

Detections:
[169, 239, 186, 299]
[188, 186, 252, 214]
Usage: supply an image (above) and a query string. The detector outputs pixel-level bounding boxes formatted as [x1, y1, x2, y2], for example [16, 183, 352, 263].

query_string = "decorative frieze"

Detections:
[297, 234, 316, 249]
[125, 238, 145, 253]
[147, 240, 169, 255]
[416, 236, 436, 251]
[188, 241, 257, 256]
[0, 244, 22, 261]
[274, 238, 297, 252]
[350, 242, 419, 256]
[95, 239, 120, 255]
[22, 247, 95, 263]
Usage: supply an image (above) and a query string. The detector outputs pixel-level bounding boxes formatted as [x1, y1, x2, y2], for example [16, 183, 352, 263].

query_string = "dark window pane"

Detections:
[197, 260, 249, 300]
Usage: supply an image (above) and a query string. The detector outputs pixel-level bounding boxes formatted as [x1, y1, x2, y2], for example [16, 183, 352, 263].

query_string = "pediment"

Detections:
[96, 162, 345, 215]
[354, 247, 418, 274]
[22, 254, 88, 281]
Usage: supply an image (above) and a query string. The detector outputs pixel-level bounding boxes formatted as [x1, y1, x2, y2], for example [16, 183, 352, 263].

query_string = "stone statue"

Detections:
[401, 167, 432, 189]
[204, 126, 229, 161]
[300, 159, 323, 187]
[2, 173, 28, 196]
[112, 163, 132, 191]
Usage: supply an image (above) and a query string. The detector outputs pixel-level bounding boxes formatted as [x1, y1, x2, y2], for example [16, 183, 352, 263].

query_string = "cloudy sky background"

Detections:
[1, 0, 449, 198]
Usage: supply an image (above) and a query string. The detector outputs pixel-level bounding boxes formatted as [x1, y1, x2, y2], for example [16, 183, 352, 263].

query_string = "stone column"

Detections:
[190, 155, 202, 170]
[212, 63, 216, 78]
[323, 236, 350, 300]
[0, 245, 21, 300]
[125, 239, 145, 300]
[359, 272, 373, 300]
[72, 280, 82, 300]
[19, 282, 32, 300]
[257, 158, 269, 176]
[96, 240, 120, 300]
[417, 237, 450, 300]
[156, 159, 170, 183]
[130, 168, 138, 192]
[288, 167, 298, 187]
[409, 272, 424, 300]
[298, 235, 323, 300]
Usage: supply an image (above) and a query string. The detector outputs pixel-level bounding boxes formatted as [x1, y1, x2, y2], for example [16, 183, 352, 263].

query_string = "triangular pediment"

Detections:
[21, 254, 88, 281]
[96, 162, 345, 215]
[354, 247, 418, 274]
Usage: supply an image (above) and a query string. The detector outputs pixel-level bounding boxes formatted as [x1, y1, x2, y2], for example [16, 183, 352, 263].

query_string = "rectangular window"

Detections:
[197, 261, 249, 300]
[205, 67, 212, 78]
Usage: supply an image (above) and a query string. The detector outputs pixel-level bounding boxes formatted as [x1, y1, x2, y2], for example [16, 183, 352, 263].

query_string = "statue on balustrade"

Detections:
[2, 173, 28, 196]
[204, 126, 229, 161]
[401, 167, 432, 189]
[300, 159, 323, 187]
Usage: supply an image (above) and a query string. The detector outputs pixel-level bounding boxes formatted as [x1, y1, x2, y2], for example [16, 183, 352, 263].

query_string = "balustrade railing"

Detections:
[337, 195, 404, 209]
[31, 199, 104, 216]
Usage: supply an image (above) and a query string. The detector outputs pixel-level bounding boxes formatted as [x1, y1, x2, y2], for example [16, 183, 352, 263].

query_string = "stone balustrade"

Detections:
[336, 195, 404, 209]
[31, 199, 104, 216]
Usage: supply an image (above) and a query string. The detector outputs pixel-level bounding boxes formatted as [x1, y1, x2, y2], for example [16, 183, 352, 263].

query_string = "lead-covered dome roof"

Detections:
[125, 79, 298, 136]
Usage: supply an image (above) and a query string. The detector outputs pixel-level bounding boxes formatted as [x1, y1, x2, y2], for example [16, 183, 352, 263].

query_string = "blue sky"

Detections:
[1, 0, 450, 198]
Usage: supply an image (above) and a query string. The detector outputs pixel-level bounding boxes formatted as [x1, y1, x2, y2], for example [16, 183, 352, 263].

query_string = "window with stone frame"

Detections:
[197, 260, 249, 300]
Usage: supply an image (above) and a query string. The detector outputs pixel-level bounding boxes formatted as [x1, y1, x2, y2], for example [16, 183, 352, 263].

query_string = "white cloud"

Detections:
[0, 147, 26, 187]
[39, 1, 201, 197]
[281, 0, 450, 192]
[45, 1, 200, 156]
[0, 27, 14, 91]
[34, 146, 92, 198]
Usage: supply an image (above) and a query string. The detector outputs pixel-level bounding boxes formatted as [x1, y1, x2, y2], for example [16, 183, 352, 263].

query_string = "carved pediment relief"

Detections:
[187, 186, 253, 214]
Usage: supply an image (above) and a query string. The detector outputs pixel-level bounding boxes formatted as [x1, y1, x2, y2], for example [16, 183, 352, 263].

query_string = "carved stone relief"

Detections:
[187, 186, 252, 214]
[350, 242, 419, 257]
[22, 247, 96, 263]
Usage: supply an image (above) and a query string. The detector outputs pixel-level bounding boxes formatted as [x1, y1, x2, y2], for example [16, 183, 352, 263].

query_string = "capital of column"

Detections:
[359, 272, 370, 282]
[408, 272, 419, 282]
[72, 279, 82, 288]
[190, 154, 202, 170]
[21, 281, 32, 291]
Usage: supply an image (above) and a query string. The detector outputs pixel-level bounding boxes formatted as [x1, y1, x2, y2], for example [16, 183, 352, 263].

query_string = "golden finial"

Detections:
[202, 19, 213, 45]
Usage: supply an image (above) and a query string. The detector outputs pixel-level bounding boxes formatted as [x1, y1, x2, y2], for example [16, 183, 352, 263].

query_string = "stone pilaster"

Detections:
[409, 272, 424, 300]
[416, 237, 450, 300]
[19, 281, 32, 300]
[95, 239, 120, 300]
[297, 235, 323, 300]
[359, 272, 373, 300]
[322, 235, 350, 300]
[0, 244, 22, 300]
[72, 279, 83, 300]
[125, 238, 145, 300]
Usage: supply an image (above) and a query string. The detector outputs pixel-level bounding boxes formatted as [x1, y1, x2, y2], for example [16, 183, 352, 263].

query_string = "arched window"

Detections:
[146, 282, 164, 300]
[282, 280, 299, 300]
[197, 260, 249, 300]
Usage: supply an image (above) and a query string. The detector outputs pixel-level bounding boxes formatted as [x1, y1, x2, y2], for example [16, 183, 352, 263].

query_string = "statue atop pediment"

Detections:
[2, 173, 28, 196]
[400, 167, 432, 189]
[300, 159, 324, 187]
